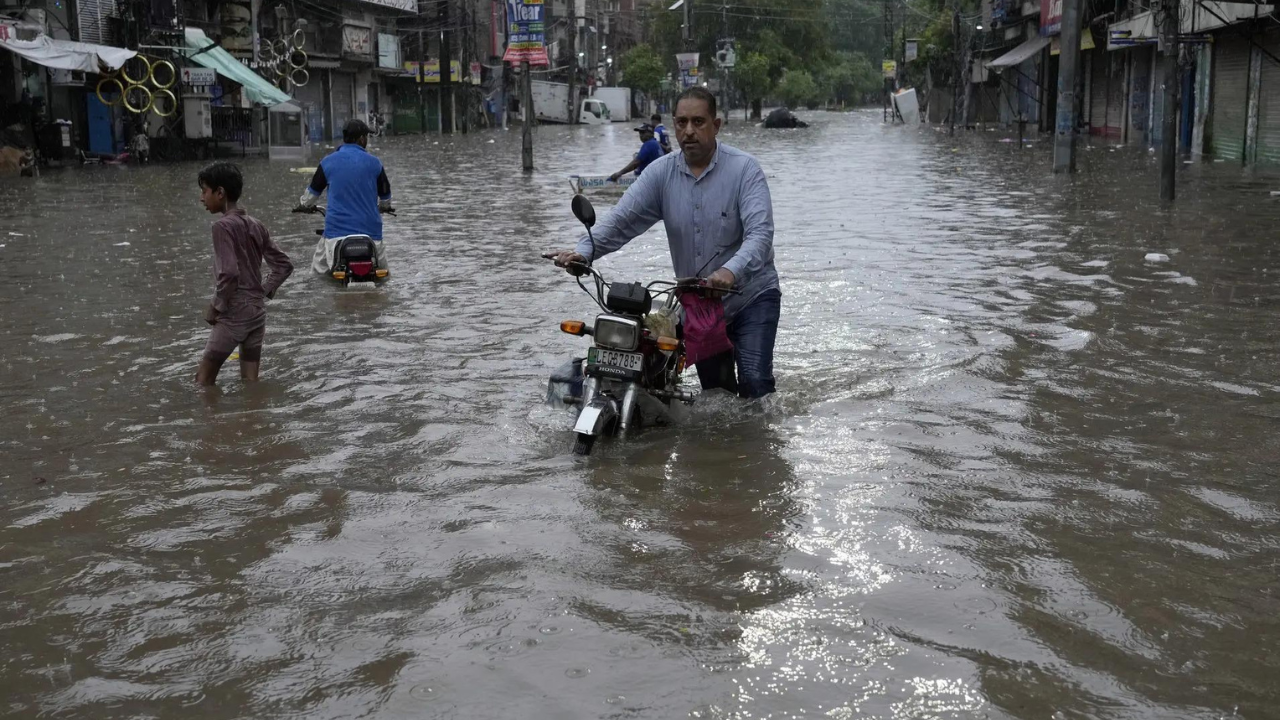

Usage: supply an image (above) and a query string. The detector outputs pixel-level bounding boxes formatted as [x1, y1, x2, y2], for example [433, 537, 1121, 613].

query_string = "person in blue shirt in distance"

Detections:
[298, 119, 393, 274]
[608, 124, 664, 182]
[651, 113, 672, 154]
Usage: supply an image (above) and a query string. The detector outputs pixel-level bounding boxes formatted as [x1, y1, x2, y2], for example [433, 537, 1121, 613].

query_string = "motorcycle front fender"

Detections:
[574, 396, 618, 437]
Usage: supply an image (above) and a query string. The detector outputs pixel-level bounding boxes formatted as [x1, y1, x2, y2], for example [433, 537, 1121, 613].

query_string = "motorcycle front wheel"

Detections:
[572, 433, 596, 456]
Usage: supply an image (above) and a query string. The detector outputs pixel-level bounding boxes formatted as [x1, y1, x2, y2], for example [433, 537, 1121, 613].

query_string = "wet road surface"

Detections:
[2, 112, 1279, 719]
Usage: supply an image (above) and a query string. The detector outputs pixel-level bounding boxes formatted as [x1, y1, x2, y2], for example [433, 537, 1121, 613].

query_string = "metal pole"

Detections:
[522, 60, 534, 171]
[568, 5, 578, 124]
[948, 7, 959, 135]
[1052, 0, 1083, 172]
[440, 0, 453, 134]
[1159, 0, 1179, 200]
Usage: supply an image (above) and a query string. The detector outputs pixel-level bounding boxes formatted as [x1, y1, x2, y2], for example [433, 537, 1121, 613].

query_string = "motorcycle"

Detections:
[292, 205, 393, 287]
[545, 195, 731, 456]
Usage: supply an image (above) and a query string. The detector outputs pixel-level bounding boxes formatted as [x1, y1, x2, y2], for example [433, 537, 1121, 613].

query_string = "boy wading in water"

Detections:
[196, 163, 293, 385]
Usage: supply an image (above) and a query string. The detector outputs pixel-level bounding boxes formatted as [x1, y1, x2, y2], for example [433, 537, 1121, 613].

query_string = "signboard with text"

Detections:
[502, 0, 548, 65]
[676, 52, 699, 88]
[1041, 0, 1062, 35]
[342, 25, 373, 58]
[181, 66, 217, 85]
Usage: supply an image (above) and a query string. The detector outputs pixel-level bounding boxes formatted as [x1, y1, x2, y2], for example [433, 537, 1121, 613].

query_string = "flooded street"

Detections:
[3, 111, 1280, 719]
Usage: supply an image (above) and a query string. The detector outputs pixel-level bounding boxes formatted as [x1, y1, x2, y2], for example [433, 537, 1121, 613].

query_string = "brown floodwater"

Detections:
[1, 111, 1278, 719]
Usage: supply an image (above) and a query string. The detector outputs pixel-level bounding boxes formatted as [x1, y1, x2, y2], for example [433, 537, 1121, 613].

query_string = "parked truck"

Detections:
[590, 87, 633, 122]
[531, 80, 611, 124]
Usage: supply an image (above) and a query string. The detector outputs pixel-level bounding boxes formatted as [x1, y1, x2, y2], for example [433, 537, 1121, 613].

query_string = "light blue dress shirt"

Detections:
[574, 141, 779, 320]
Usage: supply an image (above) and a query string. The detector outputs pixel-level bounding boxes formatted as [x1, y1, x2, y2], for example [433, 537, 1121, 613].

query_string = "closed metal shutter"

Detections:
[1211, 35, 1251, 162]
[1106, 50, 1125, 136]
[293, 78, 326, 143]
[76, 0, 117, 45]
[1128, 47, 1153, 143]
[331, 72, 355, 140]
[1255, 32, 1280, 165]
[1089, 49, 1110, 134]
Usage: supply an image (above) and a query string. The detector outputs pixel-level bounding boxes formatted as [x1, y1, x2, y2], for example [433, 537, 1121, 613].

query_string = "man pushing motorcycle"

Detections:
[296, 119, 394, 275]
[549, 87, 781, 399]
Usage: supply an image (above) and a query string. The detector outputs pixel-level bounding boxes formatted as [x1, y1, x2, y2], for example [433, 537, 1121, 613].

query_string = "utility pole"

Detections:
[439, 0, 453, 134]
[1052, 0, 1083, 172]
[567, 3, 578, 124]
[522, 61, 534, 171]
[1158, 0, 1179, 200]
[884, 0, 891, 122]
[948, 7, 958, 134]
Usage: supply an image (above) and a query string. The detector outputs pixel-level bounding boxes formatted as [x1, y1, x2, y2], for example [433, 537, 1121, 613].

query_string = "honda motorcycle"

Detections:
[545, 194, 730, 456]
[292, 205, 392, 287]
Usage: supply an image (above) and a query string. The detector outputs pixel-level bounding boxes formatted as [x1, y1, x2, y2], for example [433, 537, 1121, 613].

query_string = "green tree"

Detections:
[619, 43, 665, 96]
[777, 69, 820, 109]
[735, 52, 772, 120]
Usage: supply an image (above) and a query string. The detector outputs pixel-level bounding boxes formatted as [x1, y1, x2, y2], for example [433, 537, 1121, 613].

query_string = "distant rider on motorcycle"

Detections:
[297, 119, 393, 275]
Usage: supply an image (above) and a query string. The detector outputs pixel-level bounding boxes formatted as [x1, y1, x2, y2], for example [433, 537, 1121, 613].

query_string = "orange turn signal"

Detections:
[657, 336, 679, 352]
[332, 271, 346, 280]
[375, 269, 389, 278]
[561, 320, 587, 335]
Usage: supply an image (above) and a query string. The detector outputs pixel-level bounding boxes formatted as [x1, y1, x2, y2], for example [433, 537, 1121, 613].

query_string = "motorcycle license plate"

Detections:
[589, 347, 643, 372]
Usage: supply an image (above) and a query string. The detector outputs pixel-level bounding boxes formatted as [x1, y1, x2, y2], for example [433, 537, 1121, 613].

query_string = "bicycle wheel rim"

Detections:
[121, 56, 152, 85]
[123, 84, 154, 114]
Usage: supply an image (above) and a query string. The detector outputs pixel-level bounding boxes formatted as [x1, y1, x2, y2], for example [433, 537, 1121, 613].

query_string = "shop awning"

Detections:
[180, 28, 291, 107]
[0, 34, 135, 73]
[986, 36, 1051, 69]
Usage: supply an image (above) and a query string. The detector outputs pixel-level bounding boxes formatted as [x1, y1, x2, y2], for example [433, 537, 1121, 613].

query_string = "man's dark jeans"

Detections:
[694, 288, 781, 399]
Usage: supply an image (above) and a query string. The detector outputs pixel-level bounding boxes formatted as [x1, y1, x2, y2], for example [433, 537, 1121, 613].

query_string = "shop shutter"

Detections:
[1211, 35, 1250, 162]
[292, 77, 326, 143]
[1128, 47, 1153, 143]
[1106, 50, 1125, 136]
[331, 72, 355, 140]
[1255, 32, 1280, 165]
[1089, 49, 1110, 134]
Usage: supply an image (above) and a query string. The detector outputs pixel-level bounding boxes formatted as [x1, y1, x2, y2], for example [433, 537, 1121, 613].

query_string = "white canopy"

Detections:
[986, 36, 1051, 70]
[0, 34, 135, 73]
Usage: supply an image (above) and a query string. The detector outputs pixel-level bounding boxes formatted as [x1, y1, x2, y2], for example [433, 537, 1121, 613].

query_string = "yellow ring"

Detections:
[290, 67, 309, 88]
[290, 49, 307, 69]
[121, 56, 152, 85]
[149, 60, 176, 89]
[151, 88, 177, 117]
[96, 77, 124, 106]
[292, 29, 305, 49]
[123, 84, 153, 114]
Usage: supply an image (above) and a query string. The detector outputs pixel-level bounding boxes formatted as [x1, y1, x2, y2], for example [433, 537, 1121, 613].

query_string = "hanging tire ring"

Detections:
[292, 29, 306, 49]
[123, 84, 154, 114]
[290, 49, 307, 69]
[273, 38, 289, 57]
[151, 88, 177, 117]
[96, 77, 125, 106]
[121, 56, 152, 86]
[149, 60, 177, 89]
[290, 67, 309, 88]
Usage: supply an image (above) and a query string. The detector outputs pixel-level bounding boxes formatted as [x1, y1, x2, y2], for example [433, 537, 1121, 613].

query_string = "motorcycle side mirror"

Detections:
[571, 194, 596, 229]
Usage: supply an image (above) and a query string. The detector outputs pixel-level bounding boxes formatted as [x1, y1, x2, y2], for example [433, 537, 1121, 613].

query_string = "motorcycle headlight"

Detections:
[594, 315, 640, 351]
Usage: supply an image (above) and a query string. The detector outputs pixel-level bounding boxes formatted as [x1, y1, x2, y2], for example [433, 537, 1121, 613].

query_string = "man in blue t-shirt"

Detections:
[608, 124, 664, 182]
[298, 119, 394, 274]
[651, 113, 672, 153]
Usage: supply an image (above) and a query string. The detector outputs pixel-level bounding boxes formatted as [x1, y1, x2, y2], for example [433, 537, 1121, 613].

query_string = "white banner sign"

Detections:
[377, 33, 400, 69]
[356, 0, 415, 10]
[181, 66, 217, 85]
[342, 25, 372, 57]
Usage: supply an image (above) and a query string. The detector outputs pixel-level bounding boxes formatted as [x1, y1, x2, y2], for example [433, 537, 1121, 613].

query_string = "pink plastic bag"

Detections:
[679, 293, 734, 366]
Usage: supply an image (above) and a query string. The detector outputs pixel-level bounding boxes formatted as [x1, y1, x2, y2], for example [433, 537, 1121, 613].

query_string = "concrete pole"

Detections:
[522, 61, 534, 171]
[1052, 0, 1083, 173]
[1159, 0, 1179, 199]
[568, 10, 578, 124]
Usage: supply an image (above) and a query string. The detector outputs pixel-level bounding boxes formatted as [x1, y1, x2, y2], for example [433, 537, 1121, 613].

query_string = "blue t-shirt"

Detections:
[307, 144, 392, 240]
[635, 139, 664, 176]
[654, 124, 670, 150]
